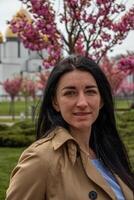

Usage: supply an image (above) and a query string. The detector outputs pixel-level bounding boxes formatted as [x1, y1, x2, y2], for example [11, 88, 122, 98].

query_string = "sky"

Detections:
[0, 0, 134, 57]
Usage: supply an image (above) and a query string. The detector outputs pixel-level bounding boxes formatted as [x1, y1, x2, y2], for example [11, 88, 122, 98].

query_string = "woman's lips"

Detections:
[73, 112, 91, 116]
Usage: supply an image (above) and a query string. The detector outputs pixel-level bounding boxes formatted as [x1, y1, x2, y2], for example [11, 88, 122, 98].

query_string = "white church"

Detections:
[0, 8, 47, 99]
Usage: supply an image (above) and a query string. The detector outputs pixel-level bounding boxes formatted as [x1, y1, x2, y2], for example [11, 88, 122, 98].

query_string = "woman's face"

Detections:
[53, 70, 103, 133]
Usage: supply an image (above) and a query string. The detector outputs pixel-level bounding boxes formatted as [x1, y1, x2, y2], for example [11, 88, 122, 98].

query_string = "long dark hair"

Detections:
[36, 54, 134, 191]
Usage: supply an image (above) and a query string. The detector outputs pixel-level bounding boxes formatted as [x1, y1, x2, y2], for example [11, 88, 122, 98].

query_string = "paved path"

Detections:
[0, 115, 32, 125]
[0, 115, 20, 119]
[0, 115, 31, 119]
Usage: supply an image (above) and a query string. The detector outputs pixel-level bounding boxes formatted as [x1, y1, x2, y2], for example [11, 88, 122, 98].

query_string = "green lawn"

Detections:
[0, 100, 39, 116]
[114, 98, 133, 109]
[0, 100, 26, 115]
[0, 148, 25, 199]
[0, 99, 133, 118]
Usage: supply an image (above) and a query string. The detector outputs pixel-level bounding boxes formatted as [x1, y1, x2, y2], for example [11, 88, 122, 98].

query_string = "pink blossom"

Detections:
[10, 0, 134, 67]
[100, 56, 128, 94]
[3, 77, 22, 99]
[37, 71, 50, 90]
[20, 78, 37, 99]
[118, 55, 134, 74]
[116, 80, 134, 96]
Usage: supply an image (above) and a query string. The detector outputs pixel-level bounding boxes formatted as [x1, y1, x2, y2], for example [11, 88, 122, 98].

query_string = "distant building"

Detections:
[0, 7, 47, 99]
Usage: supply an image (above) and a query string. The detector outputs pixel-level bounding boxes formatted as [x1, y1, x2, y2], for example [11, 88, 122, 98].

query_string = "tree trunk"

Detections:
[9, 97, 15, 120]
[25, 96, 28, 119]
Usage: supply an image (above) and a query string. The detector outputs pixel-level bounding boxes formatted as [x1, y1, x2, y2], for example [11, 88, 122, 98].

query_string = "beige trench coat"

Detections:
[6, 127, 133, 200]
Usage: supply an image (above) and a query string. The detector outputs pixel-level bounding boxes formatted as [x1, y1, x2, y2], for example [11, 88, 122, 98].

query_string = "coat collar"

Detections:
[52, 127, 78, 165]
[52, 127, 76, 150]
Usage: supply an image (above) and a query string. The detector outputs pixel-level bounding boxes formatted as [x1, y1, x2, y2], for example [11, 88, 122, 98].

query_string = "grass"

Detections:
[0, 147, 24, 200]
[0, 100, 25, 115]
[0, 99, 133, 118]
[114, 98, 133, 109]
[0, 100, 38, 116]
[0, 99, 132, 124]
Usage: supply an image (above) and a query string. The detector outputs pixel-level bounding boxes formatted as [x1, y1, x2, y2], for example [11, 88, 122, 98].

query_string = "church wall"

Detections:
[20, 42, 29, 58]
[0, 64, 3, 100]
[2, 63, 22, 80]
[28, 59, 43, 72]
[0, 43, 4, 59]
[5, 41, 18, 58]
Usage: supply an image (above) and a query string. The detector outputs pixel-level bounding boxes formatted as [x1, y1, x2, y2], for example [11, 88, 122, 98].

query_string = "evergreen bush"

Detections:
[0, 120, 35, 147]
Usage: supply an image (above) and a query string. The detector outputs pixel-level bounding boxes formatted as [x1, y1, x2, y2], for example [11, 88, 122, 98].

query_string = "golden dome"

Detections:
[5, 6, 31, 39]
[0, 32, 3, 43]
[16, 7, 31, 20]
[5, 26, 18, 38]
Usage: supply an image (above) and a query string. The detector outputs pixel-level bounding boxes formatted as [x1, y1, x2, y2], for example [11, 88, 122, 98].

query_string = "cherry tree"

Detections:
[37, 71, 50, 91]
[118, 54, 134, 74]
[117, 53, 134, 108]
[3, 77, 22, 119]
[116, 80, 134, 108]
[117, 80, 134, 96]
[20, 78, 37, 118]
[100, 56, 128, 94]
[10, 0, 134, 68]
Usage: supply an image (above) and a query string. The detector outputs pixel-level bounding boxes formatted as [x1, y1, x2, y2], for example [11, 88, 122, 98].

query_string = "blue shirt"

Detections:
[91, 159, 125, 200]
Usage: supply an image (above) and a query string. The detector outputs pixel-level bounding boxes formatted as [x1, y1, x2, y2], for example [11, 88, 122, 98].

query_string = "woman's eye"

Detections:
[64, 91, 76, 96]
[86, 90, 97, 95]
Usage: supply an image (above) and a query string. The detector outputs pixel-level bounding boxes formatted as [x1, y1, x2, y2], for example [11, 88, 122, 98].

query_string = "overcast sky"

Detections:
[0, 0, 134, 57]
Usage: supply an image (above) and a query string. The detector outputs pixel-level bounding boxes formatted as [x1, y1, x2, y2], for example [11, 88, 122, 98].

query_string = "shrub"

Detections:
[12, 120, 34, 129]
[116, 110, 134, 122]
[0, 124, 10, 131]
[0, 120, 35, 147]
[0, 134, 34, 147]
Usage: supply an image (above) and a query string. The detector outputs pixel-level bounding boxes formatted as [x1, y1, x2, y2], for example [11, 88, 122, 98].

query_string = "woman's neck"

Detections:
[70, 127, 96, 159]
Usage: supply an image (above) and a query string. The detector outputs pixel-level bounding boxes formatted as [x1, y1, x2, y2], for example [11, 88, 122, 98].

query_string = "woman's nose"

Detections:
[76, 93, 88, 107]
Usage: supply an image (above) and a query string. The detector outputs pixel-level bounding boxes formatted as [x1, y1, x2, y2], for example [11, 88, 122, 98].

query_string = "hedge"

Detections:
[0, 119, 35, 147]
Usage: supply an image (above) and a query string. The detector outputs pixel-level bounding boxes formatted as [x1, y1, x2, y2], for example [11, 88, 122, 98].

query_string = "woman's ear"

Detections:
[52, 97, 60, 112]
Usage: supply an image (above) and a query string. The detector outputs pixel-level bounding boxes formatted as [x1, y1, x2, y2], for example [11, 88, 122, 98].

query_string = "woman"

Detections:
[6, 55, 134, 200]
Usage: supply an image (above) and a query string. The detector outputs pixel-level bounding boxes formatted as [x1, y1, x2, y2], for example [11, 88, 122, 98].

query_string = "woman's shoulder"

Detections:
[19, 127, 74, 166]
[21, 130, 56, 161]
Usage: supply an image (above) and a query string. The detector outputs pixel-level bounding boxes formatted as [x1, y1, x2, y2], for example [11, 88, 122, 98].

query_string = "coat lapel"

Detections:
[80, 151, 117, 200]
[115, 174, 134, 200]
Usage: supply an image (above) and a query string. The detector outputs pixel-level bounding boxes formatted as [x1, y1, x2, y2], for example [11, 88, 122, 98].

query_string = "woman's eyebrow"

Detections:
[61, 86, 76, 91]
[61, 85, 97, 91]
[85, 85, 98, 89]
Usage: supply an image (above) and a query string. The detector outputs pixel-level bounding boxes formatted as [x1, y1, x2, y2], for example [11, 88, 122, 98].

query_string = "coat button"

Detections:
[88, 191, 97, 200]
